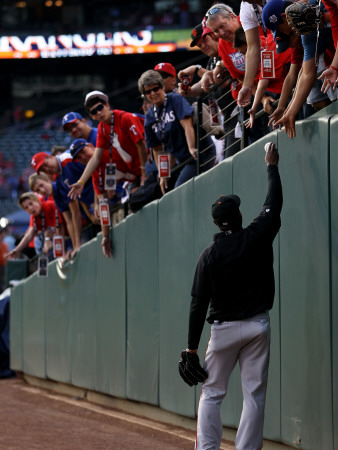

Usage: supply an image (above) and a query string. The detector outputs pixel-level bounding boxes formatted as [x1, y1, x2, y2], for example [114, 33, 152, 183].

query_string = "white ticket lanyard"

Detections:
[109, 111, 115, 163]
[315, 0, 322, 67]
[153, 95, 168, 145]
[253, 1, 268, 50]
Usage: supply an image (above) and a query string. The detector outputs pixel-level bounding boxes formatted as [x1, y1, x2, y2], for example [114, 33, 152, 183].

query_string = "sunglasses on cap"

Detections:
[144, 85, 162, 95]
[89, 103, 105, 115]
[206, 5, 232, 19]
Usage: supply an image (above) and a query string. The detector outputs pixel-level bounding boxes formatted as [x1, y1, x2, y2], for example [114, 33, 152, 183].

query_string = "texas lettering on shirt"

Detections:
[152, 110, 176, 133]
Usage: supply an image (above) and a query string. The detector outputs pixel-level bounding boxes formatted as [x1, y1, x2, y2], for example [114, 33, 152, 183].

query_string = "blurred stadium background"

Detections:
[0, 0, 241, 226]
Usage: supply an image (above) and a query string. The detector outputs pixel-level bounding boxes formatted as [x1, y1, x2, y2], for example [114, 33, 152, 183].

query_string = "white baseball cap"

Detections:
[84, 90, 108, 107]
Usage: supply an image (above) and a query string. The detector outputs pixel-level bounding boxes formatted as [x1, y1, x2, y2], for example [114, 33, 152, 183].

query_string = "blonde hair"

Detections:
[18, 192, 40, 207]
[28, 172, 50, 191]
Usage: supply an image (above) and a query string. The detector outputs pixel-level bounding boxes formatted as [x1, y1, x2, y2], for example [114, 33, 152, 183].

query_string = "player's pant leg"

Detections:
[196, 321, 241, 450]
[236, 313, 271, 450]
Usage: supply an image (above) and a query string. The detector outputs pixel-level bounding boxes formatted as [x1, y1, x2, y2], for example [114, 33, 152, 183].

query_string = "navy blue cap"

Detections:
[62, 112, 83, 130]
[262, 0, 286, 36]
[70, 139, 88, 159]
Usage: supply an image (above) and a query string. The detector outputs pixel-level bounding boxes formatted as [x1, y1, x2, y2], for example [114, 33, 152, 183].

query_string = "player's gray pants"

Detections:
[195, 312, 271, 450]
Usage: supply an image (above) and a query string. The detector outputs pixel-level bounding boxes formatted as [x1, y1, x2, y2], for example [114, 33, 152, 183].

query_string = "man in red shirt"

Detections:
[68, 90, 148, 200]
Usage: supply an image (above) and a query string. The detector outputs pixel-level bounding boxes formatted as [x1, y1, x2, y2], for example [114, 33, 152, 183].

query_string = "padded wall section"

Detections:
[279, 118, 333, 450]
[192, 160, 233, 416]
[9, 283, 23, 372]
[330, 115, 338, 450]
[45, 260, 72, 383]
[22, 274, 46, 377]
[95, 226, 126, 398]
[126, 202, 159, 405]
[70, 240, 98, 390]
[158, 180, 196, 417]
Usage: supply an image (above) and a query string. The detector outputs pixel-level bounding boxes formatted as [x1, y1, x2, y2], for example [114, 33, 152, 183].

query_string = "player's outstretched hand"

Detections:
[265, 142, 279, 166]
[68, 182, 84, 199]
[178, 350, 208, 386]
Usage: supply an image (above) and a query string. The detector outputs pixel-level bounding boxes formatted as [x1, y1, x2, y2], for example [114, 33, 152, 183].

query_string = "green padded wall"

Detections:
[125, 202, 159, 405]
[95, 226, 127, 398]
[330, 115, 338, 450]
[5, 260, 28, 288]
[9, 283, 23, 372]
[279, 117, 333, 450]
[158, 180, 196, 417]
[22, 273, 46, 378]
[192, 159, 234, 419]
[232, 133, 281, 440]
[9, 110, 338, 450]
[45, 259, 72, 383]
[69, 239, 98, 390]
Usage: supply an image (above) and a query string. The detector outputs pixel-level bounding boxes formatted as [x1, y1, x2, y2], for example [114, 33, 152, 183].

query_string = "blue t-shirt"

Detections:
[302, 0, 333, 61]
[145, 92, 194, 164]
[88, 127, 98, 146]
[52, 180, 70, 213]
[56, 153, 94, 207]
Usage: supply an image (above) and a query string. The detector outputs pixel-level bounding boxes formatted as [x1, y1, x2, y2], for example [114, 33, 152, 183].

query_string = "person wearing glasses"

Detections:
[154, 62, 178, 93]
[68, 90, 148, 200]
[178, 22, 240, 159]
[138, 70, 216, 195]
[62, 111, 98, 146]
[203, 3, 266, 145]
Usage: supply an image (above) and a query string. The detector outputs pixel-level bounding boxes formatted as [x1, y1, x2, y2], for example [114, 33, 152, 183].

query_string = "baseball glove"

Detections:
[178, 350, 208, 386]
[285, 2, 319, 35]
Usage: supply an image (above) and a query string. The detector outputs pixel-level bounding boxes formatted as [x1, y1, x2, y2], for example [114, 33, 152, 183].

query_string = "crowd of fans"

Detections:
[3, 0, 338, 277]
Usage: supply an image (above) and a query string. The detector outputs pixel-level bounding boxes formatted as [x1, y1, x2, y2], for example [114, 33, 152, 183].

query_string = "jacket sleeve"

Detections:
[188, 250, 211, 350]
[248, 164, 283, 241]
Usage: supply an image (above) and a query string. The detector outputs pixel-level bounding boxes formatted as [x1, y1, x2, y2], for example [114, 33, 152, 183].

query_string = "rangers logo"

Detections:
[129, 124, 138, 136]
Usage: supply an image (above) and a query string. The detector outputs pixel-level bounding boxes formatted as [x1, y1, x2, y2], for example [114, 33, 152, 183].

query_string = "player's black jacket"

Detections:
[188, 165, 282, 350]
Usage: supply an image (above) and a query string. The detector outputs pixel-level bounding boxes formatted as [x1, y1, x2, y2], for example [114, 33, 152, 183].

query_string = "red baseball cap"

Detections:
[201, 16, 214, 37]
[31, 152, 49, 172]
[154, 62, 176, 78]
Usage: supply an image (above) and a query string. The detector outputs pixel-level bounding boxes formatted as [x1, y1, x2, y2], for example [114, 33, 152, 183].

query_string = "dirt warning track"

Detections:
[0, 377, 235, 449]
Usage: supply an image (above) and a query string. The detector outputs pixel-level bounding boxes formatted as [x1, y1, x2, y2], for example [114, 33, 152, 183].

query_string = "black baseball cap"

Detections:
[211, 194, 241, 224]
[190, 24, 203, 47]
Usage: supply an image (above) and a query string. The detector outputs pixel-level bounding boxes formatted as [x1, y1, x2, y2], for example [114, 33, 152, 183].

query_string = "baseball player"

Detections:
[179, 142, 282, 450]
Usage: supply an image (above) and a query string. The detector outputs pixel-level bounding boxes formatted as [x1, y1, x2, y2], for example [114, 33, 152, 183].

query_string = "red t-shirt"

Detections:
[96, 110, 144, 177]
[218, 39, 246, 83]
[92, 149, 136, 195]
[322, 0, 338, 48]
[29, 199, 63, 231]
[218, 17, 261, 100]
[291, 44, 304, 65]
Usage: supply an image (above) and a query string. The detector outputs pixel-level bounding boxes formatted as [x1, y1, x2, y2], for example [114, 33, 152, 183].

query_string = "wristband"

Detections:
[195, 64, 202, 76]
[78, 179, 85, 186]
[216, 60, 222, 67]
[330, 64, 338, 72]
[45, 237, 51, 241]
[102, 236, 110, 240]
